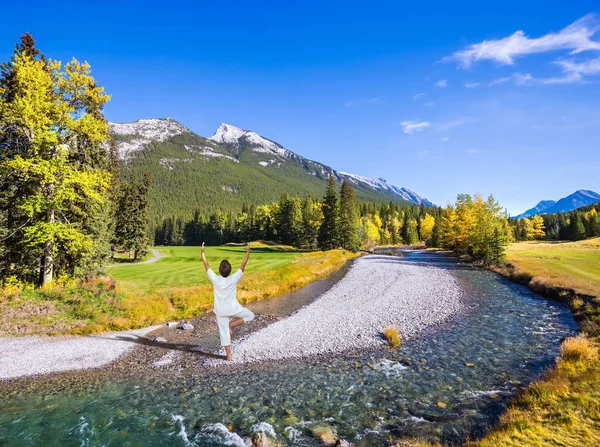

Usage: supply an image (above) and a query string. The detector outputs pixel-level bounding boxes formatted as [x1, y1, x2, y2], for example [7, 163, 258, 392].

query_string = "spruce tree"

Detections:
[318, 174, 340, 249]
[338, 179, 361, 252]
[568, 213, 586, 241]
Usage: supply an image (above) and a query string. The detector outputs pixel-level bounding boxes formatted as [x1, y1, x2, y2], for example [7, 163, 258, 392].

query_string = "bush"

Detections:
[383, 327, 401, 348]
[560, 336, 598, 364]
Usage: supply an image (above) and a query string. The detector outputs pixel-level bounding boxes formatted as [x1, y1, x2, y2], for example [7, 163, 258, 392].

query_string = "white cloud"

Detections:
[413, 93, 425, 100]
[465, 76, 513, 88]
[401, 120, 431, 134]
[513, 71, 582, 85]
[418, 150, 431, 158]
[435, 79, 448, 87]
[437, 118, 468, 131]
[466, 148, 480, 154]
[447, 14, 600, 67]
[441, 137, 449, 141]
[556, 56, 600, 75]
[488, 76, 511, 86]
[424, 101, 435, 107]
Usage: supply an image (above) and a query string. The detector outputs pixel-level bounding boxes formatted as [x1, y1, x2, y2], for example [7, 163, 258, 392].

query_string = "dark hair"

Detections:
[219, 260, 232, 277]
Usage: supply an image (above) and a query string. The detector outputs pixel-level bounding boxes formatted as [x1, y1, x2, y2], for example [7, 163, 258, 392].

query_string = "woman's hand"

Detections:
[201, 242, 205, 254]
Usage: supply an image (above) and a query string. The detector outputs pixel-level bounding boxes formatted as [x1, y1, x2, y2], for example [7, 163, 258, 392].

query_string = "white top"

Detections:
[207, 268, 244, 316]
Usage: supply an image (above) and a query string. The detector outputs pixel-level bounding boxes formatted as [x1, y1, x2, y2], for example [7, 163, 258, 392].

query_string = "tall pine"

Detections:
[338, 179, 361, 252]
[318, 174, 340, 249]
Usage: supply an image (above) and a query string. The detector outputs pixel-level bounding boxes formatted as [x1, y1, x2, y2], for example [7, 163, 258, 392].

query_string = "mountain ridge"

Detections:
[108, 118, 434, 223]
[515, 190, 600, 218]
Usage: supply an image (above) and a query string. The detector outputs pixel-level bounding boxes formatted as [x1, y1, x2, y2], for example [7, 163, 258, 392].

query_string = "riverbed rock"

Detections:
[178, 322, 194, 330]
[154, 337, 167, 343]
[250, 432, 282, 447]
[335, 440, 355, 447]
[309, 424, 338, 445]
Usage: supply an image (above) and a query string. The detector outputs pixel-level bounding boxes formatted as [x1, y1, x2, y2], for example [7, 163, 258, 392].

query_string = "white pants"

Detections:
[215, 308, 255, 347]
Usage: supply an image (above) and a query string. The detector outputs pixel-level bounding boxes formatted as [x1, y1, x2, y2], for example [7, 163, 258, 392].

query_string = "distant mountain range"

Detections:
[515, 190, 600, 219]
[109, 118, 433, 223]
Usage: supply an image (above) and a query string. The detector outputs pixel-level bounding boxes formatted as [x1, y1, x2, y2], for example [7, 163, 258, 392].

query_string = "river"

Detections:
[0, 250, 577, 446]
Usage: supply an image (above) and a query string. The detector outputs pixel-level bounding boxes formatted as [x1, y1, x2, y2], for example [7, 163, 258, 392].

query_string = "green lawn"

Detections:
[107, 243, 302, 290]
[506, 238, 600, 298]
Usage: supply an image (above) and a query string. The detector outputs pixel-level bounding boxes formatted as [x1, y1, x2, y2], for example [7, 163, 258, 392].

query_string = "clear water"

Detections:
[0, 251, 577, 446]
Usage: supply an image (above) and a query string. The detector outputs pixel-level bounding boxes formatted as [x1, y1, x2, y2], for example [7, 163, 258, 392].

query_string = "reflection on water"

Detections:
[0, 251, 577, 446]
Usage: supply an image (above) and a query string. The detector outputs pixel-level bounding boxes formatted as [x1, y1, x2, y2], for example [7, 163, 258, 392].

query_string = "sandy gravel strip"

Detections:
[219, 254, 463, 364]
[0, 325, 162, 381]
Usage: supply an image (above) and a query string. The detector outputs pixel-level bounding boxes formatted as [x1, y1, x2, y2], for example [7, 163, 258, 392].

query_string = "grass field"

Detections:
[107, 244, 302, 291]
[505, 238, 600, 298]
[0, 243, 356, 336]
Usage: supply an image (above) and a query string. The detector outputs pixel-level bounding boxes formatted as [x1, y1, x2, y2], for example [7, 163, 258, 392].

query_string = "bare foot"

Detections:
[224, 346, 232, 361]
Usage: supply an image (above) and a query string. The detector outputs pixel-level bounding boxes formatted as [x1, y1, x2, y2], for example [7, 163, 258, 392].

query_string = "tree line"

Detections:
[0, 34, 151, 286]
[511, 203, 600, 242]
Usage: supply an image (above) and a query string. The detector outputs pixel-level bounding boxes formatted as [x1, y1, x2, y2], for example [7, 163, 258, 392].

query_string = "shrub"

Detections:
[560, 336, 598, 364]
[383, 327, 401, 348]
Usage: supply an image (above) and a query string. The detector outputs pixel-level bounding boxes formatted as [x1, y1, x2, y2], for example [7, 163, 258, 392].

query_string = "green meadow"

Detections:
[107, 243, 302, 291]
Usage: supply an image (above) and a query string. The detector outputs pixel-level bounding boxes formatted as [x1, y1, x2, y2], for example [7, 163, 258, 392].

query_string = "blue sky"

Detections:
[2, 1, 599, 214]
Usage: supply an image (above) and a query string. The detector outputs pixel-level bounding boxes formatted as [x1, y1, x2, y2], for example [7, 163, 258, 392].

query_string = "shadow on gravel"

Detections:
[92, 334, 225, 360]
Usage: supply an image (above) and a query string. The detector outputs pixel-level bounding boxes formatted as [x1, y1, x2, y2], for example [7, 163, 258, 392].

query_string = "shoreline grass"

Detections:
[0, 244, 357, 336]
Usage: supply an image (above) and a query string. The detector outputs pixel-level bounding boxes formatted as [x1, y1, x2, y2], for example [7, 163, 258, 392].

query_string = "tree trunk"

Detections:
[41, 208, 55, 287]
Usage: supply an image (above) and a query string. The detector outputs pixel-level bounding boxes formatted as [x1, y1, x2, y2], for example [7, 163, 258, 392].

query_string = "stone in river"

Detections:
[310, 424, 338, 446]
[154, 337, 167, 343]
[436, 401, 448, 408]
[464, 363, 475, 367]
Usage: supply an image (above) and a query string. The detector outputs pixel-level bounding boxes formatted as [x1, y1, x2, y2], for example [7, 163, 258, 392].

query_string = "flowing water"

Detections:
[0, 251, 577, 446]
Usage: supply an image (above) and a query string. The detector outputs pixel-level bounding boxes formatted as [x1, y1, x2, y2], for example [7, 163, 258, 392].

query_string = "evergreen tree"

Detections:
[318, 174, 340, 249]
[568, 213, 587, 241]
[113, 174, 151, 260]
[338, 179, 361, 251]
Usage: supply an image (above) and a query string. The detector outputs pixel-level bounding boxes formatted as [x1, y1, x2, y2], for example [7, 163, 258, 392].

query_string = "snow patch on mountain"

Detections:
[184, 145, 239, 163]
[209, 123, 292, 158]
[338, 172, 435, 206]
[109, 118, 189, 158]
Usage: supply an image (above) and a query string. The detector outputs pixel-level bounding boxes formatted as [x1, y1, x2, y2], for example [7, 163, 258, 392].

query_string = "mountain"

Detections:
[516, 190, 600, 218]
[515, 200, 557, 219]
[109, 118, 434, 224]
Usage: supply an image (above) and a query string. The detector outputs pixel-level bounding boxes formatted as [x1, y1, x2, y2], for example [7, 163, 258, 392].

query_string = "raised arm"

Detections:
[240, 243, 250, 272]
[201, 242, 210, 271]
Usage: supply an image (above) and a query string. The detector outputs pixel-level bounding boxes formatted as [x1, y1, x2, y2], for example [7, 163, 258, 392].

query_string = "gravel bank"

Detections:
[220, 254, 463, 364]
[0, 325, 162, 381]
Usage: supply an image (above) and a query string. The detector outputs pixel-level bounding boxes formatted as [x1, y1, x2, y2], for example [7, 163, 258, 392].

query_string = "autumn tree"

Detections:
[0, 34, 111, 285]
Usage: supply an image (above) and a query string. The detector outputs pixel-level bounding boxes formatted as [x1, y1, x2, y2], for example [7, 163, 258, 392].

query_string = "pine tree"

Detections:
[318, 174, 340, 249]
[568, 213, 587, 241]
[338, 179, 361, 251]
[113, 174, 151, 260]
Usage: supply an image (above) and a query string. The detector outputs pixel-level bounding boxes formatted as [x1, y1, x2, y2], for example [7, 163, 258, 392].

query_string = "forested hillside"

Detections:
[110, 119, 432, 226]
